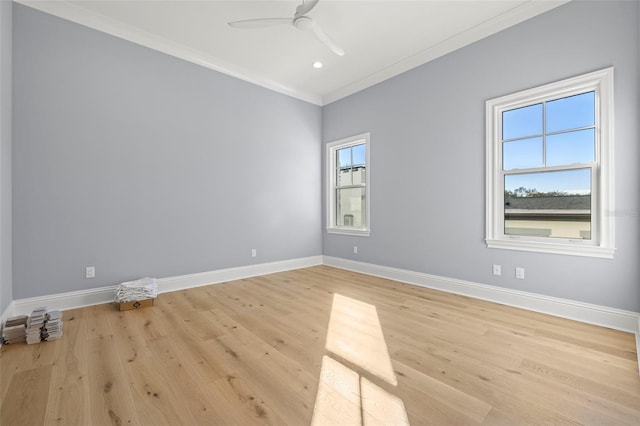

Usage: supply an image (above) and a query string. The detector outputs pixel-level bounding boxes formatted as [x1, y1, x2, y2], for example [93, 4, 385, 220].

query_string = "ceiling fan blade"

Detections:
[310, 21, 345, 56]
[295, 0, 320, 18]
[227, 18, 292, 29]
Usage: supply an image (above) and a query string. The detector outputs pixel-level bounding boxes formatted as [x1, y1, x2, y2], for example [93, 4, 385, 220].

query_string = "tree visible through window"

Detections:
[502, 91, 594, 240]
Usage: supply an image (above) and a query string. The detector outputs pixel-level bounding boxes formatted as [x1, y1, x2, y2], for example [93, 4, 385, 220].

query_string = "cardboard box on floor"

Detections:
[118, 298, 154, 311]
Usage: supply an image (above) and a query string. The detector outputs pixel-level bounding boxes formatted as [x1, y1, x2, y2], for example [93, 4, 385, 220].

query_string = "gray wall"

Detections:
[322, 0, 640, 312]
[13, 5, 322, 299]
[9, 1, 640, 313]
[0, 0, 12, 313]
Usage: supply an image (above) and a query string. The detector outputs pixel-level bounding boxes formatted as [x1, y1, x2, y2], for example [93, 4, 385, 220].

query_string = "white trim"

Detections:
[0, 300, 15, 325]
[326, 228, 370, 237]
[2, 255, 637, 375]
[6, 256, 322, 317]
[326, 132, 371, 236]
[12, 284, 119, 317]
[7, 255, 632, 331]
[0, 301, 14, 347]
[16, 1, 569, 107]
[322, 255, 639, 334]
[322, 1, 569, 104]
[485, 67, 615, 258]
[157, 256, 322, 294]
[485, 238, 616, 259]
[15, 0, 322, 105]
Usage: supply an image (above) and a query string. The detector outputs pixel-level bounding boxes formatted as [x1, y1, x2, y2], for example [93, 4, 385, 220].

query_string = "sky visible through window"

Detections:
[502, 92, 594, 195]
[338, 143, 366, 168]
[336, 143, 367, 228]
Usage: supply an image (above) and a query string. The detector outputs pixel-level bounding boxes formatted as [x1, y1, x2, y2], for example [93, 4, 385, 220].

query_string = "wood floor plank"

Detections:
[42, 313, 91, 425]
[1, 364, 53, 425]
[482, 328, 640, 390]
[392, 360, 492, 424]
[1, 265, 638, 425]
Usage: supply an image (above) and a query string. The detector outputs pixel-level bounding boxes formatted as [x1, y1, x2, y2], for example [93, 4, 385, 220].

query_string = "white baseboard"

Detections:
[322, 256, 640, 334]
[158, 255, 323, 294]
[2, 253, 638, 372]
[11, 284, 120, 318]
[0, 300, 15, 325]
[6, 255, 323, 317]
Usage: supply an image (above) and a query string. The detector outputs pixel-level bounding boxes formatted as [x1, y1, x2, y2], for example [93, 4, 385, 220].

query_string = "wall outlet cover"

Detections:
[86, 266, 95, 279]
[493, 264, 501, 276]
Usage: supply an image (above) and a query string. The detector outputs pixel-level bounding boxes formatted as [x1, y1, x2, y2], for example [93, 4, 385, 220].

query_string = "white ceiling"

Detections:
[18, 0, 569, 105]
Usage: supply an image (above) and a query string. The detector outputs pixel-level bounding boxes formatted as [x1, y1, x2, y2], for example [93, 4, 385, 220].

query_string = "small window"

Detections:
[486, 68, 614, 258]
[326, 133, 370, 236]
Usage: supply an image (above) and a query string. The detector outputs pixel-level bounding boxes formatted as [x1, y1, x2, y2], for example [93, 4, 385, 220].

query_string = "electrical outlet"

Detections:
[353, 246, 358, 254]
[251, 249, 257, 258]
[516, 267, 525, 280]
[86, 266, 95, 279]
[492, 264, 501, 276]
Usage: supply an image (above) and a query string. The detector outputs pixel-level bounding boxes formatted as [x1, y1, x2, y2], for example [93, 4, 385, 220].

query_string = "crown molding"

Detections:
[322, 0, 570, 105]
[16, 0, 569, 107]
[15, 0, 323, 105]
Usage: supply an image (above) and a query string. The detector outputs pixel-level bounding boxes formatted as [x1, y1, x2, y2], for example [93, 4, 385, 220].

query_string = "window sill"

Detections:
[327, 227, 370, 237]
[486, 238, 615, 259]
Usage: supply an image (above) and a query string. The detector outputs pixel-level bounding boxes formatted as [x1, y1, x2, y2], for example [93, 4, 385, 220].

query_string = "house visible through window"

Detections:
[503, 91, 594, 240]
[486, 68, 614, 258]
[327, 133, 370, 236]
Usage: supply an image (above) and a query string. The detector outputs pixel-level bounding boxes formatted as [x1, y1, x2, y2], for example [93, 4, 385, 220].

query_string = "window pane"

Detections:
[352, 166, 366, 185]
[546, 92, 595, 133]
[547, 128, 595, 166]
[337, 168, 352, 186]
[337, 147, 351, 167]
[352, 144, 366, 166]
[502, 103, 543, 140]
[337, 187, 366, 227]
[504, 169, 591, 239]
[503, 137, 543, 170]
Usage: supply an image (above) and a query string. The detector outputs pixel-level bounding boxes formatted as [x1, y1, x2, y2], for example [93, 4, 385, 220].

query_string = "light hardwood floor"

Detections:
[1, 266, 639, 425]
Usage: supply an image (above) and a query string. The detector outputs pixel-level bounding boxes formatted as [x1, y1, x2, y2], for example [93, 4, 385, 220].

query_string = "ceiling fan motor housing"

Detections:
[294, 16, 314, 31]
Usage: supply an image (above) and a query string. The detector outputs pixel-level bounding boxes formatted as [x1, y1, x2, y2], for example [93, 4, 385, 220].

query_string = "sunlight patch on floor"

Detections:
[361, 376, 409, 426]
[311, 294, 410, 425]
[325, 294, 397, 386]
[311, 356, 410, 426]
[310, 356, 361, 426]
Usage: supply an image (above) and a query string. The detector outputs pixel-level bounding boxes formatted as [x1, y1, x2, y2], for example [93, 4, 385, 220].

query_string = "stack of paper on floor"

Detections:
[115, 277, 158, 302]
[2, 315, 28, 344]
[26, 307, 47, 344]
[42, 310, 63, 341]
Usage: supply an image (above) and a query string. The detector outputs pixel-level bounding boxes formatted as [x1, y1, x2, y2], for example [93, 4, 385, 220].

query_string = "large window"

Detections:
[486, 68, 614, 258]
[326, 133, 370, 236]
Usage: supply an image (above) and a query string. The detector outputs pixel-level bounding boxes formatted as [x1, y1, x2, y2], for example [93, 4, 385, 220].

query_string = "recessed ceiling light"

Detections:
[313, 61, 323, 69]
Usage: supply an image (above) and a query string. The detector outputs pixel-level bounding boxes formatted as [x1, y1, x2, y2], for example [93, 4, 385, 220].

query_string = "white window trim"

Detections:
[485, 68, 615, 258]
[326, 132, 371, 237]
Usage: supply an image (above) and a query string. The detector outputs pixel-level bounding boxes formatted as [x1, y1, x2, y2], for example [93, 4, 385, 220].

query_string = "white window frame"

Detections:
[485, 68, 615, 258]
[326, 132, 370, 236]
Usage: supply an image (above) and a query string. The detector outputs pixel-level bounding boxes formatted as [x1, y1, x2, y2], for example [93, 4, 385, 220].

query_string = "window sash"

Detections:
[499, 163, 598, 245]
[497, 88, 599, 245]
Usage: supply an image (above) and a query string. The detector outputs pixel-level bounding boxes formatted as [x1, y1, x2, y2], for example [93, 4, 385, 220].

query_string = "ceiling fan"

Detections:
[227, 0, 345, 57]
